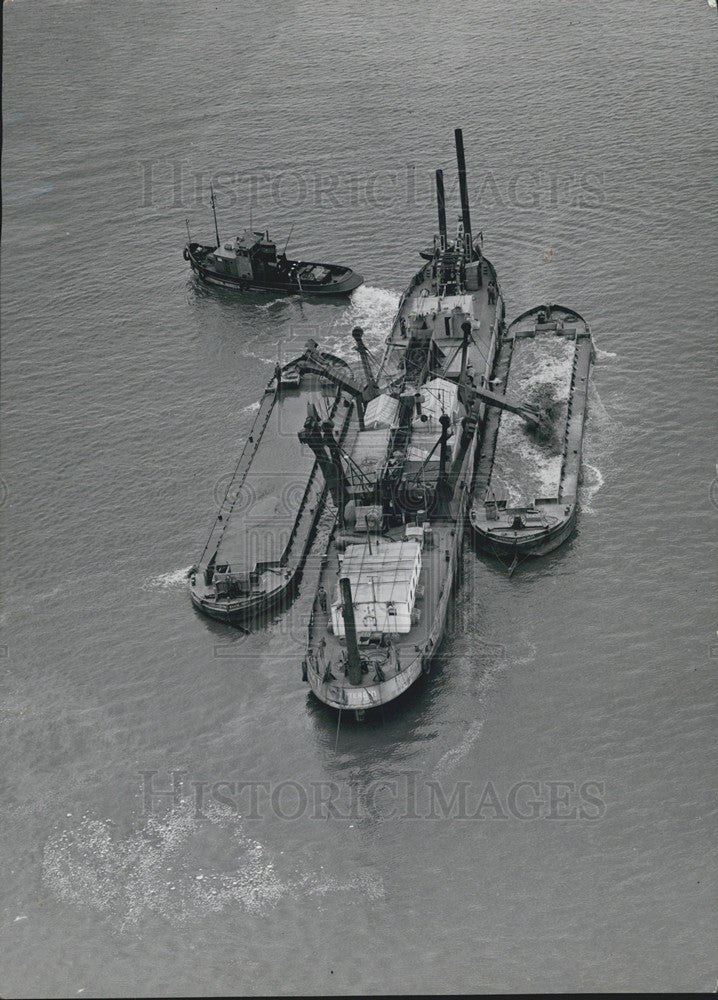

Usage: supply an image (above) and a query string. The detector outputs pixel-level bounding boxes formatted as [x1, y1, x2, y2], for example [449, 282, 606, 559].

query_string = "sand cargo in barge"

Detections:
[470, 304, 594, 566]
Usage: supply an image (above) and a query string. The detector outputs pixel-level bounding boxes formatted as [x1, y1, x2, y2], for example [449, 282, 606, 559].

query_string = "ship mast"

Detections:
[458, 320, 472, 404]
[209, 182, 221, 248]
[298, 406, 350, 526]
[352, 327, 379, 397]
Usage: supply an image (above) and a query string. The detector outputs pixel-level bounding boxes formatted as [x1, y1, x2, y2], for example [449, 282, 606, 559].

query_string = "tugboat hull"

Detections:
[184, 242, 363, 297]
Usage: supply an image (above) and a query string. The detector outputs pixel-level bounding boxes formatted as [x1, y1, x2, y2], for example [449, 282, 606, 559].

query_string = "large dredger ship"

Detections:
[299, 131, 541, 717]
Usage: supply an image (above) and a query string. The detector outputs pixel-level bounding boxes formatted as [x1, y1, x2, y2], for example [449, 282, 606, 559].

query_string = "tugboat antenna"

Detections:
[283, 224, 294, 256]
[209, 182, 221, 248]
[185, 218, 191, 242]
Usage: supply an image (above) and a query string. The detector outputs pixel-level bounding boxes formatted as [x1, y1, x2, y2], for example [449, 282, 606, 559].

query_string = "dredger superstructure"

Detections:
[300, 131, 542, 717]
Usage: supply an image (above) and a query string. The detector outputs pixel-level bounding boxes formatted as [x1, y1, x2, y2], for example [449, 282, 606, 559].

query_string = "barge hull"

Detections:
[470, 304, 593, 562]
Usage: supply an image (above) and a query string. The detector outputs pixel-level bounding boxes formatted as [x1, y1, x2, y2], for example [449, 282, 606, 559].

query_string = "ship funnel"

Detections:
[454, 128, 473, 259]
[435, 169, 447, 247]
[339, 577, 363, 685]
[438, 413, 452, 484]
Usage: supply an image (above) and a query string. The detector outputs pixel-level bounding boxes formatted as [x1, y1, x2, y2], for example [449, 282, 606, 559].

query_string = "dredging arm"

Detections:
[445, 385, 542, 495]
[294, 335, 381, 431]
[469, 384, 542, 427]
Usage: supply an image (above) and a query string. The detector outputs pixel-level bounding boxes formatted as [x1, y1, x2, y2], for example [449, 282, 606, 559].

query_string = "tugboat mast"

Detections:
[209, 181, 221, 248]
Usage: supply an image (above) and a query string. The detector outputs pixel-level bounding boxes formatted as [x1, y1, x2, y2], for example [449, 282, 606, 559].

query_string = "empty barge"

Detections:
[189, 350, 356, 624]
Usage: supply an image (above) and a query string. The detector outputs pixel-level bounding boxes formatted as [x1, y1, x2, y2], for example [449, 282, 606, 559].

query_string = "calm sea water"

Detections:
[2, 0, 717, 995]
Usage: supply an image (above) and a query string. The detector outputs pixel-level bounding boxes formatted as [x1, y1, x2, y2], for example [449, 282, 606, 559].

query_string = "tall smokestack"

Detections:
[435, 169, 447, 247]
[438, 413, 452, 484]
[454, 128, 473, 259]
[340, 577, 363, 685]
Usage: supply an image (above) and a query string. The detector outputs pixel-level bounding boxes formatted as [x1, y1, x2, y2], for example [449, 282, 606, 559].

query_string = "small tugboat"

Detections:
[189, 347, 360, 625]
[183, 186, 363, 296]
[469, 304, 594, 569]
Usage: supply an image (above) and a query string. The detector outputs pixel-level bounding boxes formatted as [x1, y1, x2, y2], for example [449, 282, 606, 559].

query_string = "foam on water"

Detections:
[578, 461, 605, 515]
[431, 628, 536, 778]
[345, 284, 401, 350]
[142, 567, 193, 590]
[41, 801, 384, 926]
[276, 285, 400, 371]
[432, 720, 485, 778]
[594, 346, 618, 360]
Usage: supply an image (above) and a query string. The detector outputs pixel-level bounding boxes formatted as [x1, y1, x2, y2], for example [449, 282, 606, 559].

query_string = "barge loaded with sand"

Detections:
[469, 304, 594, 568]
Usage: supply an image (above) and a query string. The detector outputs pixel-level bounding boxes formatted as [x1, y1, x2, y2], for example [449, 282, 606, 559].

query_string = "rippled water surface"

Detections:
[2, 0, 717, 995]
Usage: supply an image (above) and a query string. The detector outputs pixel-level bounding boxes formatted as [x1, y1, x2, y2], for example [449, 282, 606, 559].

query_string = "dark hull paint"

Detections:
[185, 244, 363, 297]
[189, 362, 354, 627]
[473, 506, 577, 561]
